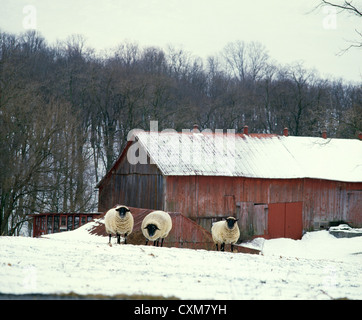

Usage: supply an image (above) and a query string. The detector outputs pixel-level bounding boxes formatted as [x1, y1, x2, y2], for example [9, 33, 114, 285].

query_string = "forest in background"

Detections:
[0, 30, 361, 235]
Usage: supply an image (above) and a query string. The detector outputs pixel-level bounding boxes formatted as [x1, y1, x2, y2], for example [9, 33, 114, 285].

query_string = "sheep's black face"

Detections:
[226, 218, 238, 229]
[145, 224, 160, 237]
[116, 206, 129, 218]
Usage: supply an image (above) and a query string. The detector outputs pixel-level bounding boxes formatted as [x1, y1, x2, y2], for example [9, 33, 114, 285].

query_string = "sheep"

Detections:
[104, 205, 134, 245]
[211, 217, 240, 252]
[141, 210, 172, 247]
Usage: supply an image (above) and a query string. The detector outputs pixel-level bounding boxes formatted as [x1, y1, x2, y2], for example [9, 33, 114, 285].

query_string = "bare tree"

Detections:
[316, 0, 362, 52]
[319, 0, 362, 16]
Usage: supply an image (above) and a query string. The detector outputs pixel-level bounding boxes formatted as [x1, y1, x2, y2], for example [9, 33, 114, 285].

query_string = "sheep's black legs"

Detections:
[154, 239, 160, 246]
[108, 234, 112, 244]
[124, 233, 128, 244]
[215, 244, 219, 251]
[160, 238, 164, 247]
[117, 233, 121, 244]
[231, 244, 234, 252]
[145, 240, 149, 245]
[221, 243, 225, 252]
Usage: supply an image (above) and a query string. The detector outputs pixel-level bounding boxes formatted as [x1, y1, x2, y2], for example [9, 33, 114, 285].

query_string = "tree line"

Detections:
[0, 30, 361, 235]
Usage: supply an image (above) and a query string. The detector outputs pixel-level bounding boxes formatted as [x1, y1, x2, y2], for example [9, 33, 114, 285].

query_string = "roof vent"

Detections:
[283, 127, 289, 137]
[192, 124, 200, 133]
[322, 129, 327, 139]
[243, 125, 249, 135]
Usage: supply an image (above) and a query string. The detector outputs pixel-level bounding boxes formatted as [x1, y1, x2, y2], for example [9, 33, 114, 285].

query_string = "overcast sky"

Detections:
[1, 0, 361, 82]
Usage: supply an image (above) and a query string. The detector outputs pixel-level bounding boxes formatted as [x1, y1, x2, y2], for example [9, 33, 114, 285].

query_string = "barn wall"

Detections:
[164, 176, 362, 237]
[164, 176, 305, 237]
[98, 152, 164, 212]
[303, 179, 362, 229]
[165, 176, 304, 217]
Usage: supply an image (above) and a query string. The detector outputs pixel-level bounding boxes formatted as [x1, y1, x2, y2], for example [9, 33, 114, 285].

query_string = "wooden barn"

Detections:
[96, 127, 362, 240]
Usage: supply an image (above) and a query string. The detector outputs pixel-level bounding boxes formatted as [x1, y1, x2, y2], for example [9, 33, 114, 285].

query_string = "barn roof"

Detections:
[130, 131, 362, 182]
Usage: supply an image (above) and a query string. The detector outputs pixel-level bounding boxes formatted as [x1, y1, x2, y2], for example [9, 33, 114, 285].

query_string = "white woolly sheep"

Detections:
[141, 210, 172, 247]
[104, 205, 134, 245]
[211, 217, 240, 252]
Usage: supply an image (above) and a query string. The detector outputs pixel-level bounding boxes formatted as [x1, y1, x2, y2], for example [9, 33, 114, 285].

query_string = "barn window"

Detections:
[87, 216, 93, 222]
[81, 216, 86, 226]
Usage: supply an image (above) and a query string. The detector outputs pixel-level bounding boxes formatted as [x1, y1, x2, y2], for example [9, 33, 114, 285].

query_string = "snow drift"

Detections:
[0, 218, 361, 300]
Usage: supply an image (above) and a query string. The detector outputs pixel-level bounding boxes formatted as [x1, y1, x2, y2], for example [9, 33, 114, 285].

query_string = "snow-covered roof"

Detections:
[133, 131, 362, 182]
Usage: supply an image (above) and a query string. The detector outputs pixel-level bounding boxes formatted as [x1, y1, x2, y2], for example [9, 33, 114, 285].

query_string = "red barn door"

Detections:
[268, 202, 303, 239]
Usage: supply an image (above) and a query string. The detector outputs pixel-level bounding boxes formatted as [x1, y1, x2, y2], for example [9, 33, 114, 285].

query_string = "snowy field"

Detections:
[0, 219, 361, 300]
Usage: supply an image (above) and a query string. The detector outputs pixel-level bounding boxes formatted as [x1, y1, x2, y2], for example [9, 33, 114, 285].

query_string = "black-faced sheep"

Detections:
[104, 205, 134, 245]
[141, 210, 172, 247]
[211, 217, 240, 252]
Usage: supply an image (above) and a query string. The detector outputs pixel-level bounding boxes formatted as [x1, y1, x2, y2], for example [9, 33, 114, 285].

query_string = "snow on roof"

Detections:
[133, 131, 362, 182]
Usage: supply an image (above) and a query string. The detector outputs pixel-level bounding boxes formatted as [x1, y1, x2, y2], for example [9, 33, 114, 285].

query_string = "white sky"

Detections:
[1, 0, 361, 82]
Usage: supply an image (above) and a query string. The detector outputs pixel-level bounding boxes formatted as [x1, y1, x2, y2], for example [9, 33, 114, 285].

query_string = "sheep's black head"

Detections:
[116, 206, 130, 218]
[225, 217, 238, 229]
[144, 224, 160, 237]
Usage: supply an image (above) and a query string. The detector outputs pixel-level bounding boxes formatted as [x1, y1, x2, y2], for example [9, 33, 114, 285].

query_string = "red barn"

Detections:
[96, 127, 362, 240]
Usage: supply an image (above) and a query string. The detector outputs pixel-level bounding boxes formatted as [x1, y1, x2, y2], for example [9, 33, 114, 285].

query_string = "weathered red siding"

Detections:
[303, 179, 362, 229]
[98, 151, 164, 213]
[164, 175, 361, 238]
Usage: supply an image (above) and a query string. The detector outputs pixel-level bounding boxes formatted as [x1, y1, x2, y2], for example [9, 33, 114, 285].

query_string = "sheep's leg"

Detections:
[231, 244, 234, 252]
[124, 233, 128, 245]
[117, 233, 121, 244]
[221, 243, 225, 252]
[215, 244, 219, 251]
[145, 240, 149, 245]
[108, 234, 112, 244]
[160, 238, 164, 247]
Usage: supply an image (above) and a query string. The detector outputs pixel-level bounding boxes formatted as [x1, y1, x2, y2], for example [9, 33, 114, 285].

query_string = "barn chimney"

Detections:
[359, 132, 362, 140]
[192, 124, 200, 133]
[322, 129, 327, 139]
[243, 125, 249, 135]
[283, 127, 289, 137]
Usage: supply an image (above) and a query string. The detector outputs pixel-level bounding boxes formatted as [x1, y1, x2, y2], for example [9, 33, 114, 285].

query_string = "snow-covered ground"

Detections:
[0, 219, 361, 300]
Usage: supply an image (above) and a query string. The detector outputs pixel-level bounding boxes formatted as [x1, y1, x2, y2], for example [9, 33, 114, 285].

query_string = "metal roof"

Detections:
[133, 131, 362, 182]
